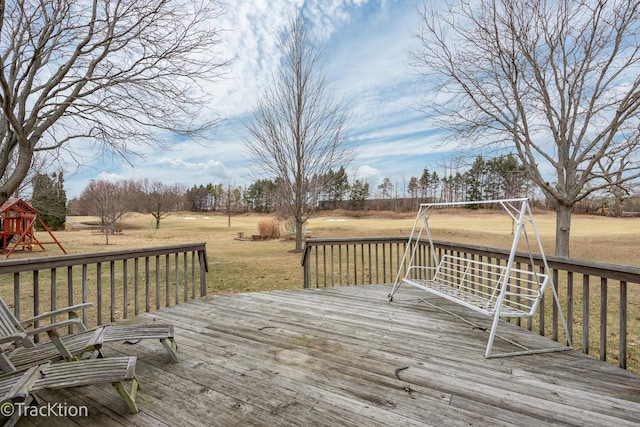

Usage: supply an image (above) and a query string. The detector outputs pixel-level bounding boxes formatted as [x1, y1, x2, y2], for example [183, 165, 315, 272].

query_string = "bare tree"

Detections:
[244, 17, 352, 251]
[378, 178, 393, 200]
[221, 182, 243, 227]
[412, 0, 640, 256]
[77, 180, 129, 244]
[0, 0, 228, 204]
[134, 179, 184, 230]
[597, 152, 640, 216]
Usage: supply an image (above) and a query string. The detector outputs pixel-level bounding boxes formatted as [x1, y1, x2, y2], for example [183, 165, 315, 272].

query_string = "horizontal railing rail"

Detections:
[0, 242, 208, 336]
[302, 237, 640, 373]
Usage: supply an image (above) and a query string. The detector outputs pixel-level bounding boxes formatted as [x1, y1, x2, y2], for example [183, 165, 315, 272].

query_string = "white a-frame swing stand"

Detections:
[388, 198, 573, 358]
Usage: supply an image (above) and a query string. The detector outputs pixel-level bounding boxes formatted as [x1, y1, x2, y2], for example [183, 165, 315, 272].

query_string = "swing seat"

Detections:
[388, 198, 573, 358]
[403, 254, 549, 318]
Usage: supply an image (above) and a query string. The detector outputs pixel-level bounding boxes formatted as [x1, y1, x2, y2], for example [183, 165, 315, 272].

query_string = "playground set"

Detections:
[0, 198, 66, 258]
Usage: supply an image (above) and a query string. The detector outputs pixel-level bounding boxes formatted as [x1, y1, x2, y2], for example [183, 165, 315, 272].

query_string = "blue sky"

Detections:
[65, 0, 462, 198]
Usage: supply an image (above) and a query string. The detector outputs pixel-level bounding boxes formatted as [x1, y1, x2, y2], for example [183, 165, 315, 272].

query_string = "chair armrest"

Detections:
[20, 302, 94, 326]
[0, 332, 28, 345]
[24, 319, 89, 337]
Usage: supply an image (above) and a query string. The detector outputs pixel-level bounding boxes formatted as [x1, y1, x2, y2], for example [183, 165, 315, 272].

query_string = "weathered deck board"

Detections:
[16, 284, 640, 426]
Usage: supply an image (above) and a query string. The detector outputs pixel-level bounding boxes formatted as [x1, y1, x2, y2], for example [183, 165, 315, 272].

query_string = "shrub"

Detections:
[257, 218, 280, 239]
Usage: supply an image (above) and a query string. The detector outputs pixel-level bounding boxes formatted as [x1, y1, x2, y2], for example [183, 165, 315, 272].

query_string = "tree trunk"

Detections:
[612, 192, 625, 217]
[295, 220, 303, 252]
[555, 204, 572, 257]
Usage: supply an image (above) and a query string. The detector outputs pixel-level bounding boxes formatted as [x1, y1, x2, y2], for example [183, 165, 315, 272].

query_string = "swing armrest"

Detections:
[405, 265, 438, 279]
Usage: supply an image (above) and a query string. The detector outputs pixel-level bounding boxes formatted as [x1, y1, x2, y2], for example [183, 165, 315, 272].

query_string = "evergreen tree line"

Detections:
[184, 166, 371, 213]
[408, 154, 530, 204]
[185, 155, 531, 213]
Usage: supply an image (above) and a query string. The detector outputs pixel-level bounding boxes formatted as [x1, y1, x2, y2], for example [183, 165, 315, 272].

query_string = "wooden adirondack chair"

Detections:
[0, 297, 178, 372]
[0, 356, 139, 426]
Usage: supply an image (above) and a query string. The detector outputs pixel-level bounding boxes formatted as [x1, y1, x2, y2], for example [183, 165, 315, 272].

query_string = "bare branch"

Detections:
[0, 0, 230, 202]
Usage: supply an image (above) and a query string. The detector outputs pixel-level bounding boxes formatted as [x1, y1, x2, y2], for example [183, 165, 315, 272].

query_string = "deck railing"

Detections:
[0, 242, 208, 334]
[302, 237, 640, 372]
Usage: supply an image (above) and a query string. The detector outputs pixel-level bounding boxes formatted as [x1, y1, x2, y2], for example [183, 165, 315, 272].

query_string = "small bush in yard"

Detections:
[257, 218, 280, 239]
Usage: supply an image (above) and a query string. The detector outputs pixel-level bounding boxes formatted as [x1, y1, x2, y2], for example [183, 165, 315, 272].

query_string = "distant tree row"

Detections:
[70, 179, 184, 244]
[174, 154, 532, 216]
[68, 155, 532, 237]
[185, 183, 243, 213]
[184, 166, 368, 215]
[68, 152, 639, 243]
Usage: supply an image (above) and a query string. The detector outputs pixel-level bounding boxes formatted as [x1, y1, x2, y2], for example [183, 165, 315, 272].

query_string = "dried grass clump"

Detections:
[257, 218, 280, 239]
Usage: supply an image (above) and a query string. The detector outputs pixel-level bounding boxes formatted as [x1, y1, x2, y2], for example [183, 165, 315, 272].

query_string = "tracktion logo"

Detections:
[1, 401, 89, 418]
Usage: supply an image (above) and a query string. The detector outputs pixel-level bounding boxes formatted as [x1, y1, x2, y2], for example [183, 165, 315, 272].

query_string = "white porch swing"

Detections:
[388, 198, 573, 358]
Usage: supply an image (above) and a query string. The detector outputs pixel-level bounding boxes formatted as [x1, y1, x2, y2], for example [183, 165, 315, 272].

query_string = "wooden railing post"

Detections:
[0, 242, 208, 330]
[199, 249, 208, 297]
[301, 244, 311, 288]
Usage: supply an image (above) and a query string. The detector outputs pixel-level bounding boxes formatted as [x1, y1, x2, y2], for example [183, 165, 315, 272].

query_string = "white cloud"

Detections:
[64, 1, 453, 195]
[94, 172, 123, 182]
[207, 0, 303, 117]
[352, 165, 380, 181]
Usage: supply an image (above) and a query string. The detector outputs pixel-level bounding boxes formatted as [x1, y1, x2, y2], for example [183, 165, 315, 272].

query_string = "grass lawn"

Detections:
[9, 208, 640, 294]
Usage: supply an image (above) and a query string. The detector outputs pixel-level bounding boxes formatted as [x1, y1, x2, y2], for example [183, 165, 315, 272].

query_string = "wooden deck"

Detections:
[18, 284, 640, 426]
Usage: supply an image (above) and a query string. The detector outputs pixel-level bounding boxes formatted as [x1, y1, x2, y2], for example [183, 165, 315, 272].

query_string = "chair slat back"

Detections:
[0, 298, 27, 339]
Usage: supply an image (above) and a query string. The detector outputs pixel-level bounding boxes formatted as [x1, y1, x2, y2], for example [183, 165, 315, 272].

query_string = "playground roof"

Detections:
[0, 198, 36, 215]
